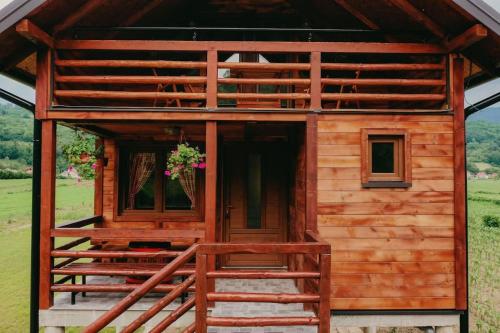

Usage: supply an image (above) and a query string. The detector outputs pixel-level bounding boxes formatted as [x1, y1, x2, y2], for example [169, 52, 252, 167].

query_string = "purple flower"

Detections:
[91, 163, 97, 170]
[165, 170, 171, 176]
[191, 163, 199, 168]
[198, 162, 206, 169]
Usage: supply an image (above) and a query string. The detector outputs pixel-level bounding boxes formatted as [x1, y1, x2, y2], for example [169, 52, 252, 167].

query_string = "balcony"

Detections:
[48, 40, 449, 113]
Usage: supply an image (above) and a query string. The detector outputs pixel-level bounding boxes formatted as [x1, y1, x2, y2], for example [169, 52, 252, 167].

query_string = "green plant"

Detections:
[61, 131, 96, 165]
[61, 131, 102, 179]
[482, 215, 500, 228]
[165, 143, 205, 180]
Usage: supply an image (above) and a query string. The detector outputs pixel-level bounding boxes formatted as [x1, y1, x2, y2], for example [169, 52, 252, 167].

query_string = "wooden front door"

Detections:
[222, 143, 288, 267]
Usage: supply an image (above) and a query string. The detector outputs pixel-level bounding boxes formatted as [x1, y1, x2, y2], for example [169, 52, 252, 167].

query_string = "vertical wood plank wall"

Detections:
[316, 114, 456, 310]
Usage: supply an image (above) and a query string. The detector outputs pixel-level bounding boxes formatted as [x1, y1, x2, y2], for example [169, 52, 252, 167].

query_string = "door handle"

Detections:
[225, 205, 233, 218]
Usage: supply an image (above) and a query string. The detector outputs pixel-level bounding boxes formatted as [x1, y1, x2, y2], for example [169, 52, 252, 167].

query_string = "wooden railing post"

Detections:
[206, 50, 218, 109]
[195, 253, 208, 333]
[310, 51, 322, 110]
[318, 253, 331, 333]
[40, 120, 56, 309]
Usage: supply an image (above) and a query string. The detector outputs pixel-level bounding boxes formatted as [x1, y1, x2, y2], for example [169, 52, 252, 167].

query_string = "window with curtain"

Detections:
[119, 145, 203, 216]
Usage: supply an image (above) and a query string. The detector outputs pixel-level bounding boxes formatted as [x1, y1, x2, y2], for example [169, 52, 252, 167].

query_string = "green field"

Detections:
[0, 179, 94, 332]
[0, 179, 499, 332]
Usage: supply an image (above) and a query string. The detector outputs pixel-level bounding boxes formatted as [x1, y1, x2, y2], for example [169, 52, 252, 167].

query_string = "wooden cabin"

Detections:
[0, 0, 499, 332]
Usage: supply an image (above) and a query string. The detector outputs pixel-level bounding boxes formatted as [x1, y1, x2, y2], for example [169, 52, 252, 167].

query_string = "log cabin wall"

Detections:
[316, 113, 455, 310]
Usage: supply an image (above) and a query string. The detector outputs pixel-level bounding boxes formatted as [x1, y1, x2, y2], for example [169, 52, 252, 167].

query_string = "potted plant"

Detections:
[62, 131, 104, 179]
[165, 143, 206, 208]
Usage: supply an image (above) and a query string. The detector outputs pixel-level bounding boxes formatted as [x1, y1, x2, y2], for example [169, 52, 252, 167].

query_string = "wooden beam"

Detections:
[334, 0, 380, 31]
[15, 19, 54, 48]
[452, 57, 467, 311]
[387, 0, 446, 38]
[310, 52, 322, 110]
[39, 120, 56, 309]
[115, 0, 164, 27]
[52, 0, 102, 34]
[205, 121, 217, 301]
[46, 111, 308, 122]
[35, 49, 51, 119]
[56, 40, 447, 54]
[445, 24, 488, 52]
[306, 114, 318, 232]
[206, 51, 218, 109]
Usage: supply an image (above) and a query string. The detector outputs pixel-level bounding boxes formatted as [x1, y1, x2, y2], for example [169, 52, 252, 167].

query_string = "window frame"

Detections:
[361, 129, 412, 188]
[114, 142, 205, 222]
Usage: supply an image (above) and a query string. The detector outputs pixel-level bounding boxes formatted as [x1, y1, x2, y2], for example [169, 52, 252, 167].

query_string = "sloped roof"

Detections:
[0, 0, 498, 87]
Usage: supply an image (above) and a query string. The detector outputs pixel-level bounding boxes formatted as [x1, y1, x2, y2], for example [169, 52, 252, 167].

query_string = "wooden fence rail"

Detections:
[51, 40, 449, 111]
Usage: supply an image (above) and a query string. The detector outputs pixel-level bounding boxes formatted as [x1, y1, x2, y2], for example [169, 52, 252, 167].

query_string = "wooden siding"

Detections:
[316, 114, 455, 310]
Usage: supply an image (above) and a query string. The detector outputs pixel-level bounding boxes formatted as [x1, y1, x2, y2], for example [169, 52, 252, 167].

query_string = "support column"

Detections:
[204, 121, 217, 298]
[94, 138, 104, 217]
[30, 118, 41, 333]
[452, 57, 467, 314]
[39, 120, 56, 309]
[305, 113, 318, 231]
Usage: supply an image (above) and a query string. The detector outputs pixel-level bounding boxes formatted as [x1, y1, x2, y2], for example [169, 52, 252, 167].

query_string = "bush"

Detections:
[0, 169, 31, 179]
[482, 215, 500, 228]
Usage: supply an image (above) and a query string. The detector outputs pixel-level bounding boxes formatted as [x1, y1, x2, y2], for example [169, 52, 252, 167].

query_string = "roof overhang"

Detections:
[0, 0, 45, 34]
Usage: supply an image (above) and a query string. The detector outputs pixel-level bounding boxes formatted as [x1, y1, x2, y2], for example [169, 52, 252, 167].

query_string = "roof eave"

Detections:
[453, 0, 500, 36]
[0, 0, 46, 34]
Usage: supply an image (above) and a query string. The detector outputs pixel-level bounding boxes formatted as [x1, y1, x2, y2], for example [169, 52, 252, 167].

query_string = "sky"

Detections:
[0, 0, 498, 108]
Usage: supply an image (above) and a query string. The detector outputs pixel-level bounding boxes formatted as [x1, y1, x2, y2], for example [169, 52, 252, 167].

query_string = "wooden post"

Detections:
[318, 254, 331, 333]
[205, 121, 217, 299]
[452, 57, 467, 311]
[310, 51, 322, 110]
[35, 49, 51, 119]
[94, 138, 103, 217]
[306, 114, 318, 231]
[195, 253, 208, 333]
[206, 50, 218, 109]
[39, 120, 56, 309]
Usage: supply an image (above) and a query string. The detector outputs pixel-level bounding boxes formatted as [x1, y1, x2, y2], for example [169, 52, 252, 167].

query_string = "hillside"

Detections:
[466, 120, 500, 173]
[0, 102, 78, 174]
[1, 101, 499, 175]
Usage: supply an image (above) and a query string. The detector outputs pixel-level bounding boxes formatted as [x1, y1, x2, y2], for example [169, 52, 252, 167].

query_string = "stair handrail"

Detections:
[83, 243, 199, 333]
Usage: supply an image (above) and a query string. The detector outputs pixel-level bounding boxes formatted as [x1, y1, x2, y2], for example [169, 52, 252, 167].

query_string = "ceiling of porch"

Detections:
[0, 0, 498, 87]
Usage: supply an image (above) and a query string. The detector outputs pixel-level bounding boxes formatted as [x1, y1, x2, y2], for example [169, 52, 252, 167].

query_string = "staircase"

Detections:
[80, 232, 330, 333]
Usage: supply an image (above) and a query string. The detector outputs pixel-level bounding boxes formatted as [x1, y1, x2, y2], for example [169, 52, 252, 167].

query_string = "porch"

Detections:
[38, 118, 330, 332]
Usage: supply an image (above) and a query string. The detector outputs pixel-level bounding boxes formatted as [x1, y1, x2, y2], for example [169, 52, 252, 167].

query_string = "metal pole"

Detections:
[30, 119, 41, 333]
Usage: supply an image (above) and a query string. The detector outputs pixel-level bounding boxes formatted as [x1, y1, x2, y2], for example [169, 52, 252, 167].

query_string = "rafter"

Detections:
[52, 0, 102, 35]
[116, 0, 165, 27]
[16, 19, 54, 48]
[387, 0, 446, 38]
[334, 0, 381, 31]
[445, 24, 487, 52]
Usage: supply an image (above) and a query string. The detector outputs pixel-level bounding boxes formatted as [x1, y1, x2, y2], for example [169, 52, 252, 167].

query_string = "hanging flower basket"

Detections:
[165, 143, 206, 208]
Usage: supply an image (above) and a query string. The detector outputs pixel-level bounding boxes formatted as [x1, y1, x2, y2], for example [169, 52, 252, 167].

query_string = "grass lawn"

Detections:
[0, 178, 499, 332]
[0, 179, 93, 332]
[467, 180, 500, 332]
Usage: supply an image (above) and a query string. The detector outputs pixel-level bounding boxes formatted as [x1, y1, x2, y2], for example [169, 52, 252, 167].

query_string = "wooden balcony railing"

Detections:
[50, 40, 449, 112]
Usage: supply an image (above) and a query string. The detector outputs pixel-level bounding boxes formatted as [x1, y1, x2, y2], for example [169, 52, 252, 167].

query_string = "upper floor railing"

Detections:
[49, 40, 450, 112]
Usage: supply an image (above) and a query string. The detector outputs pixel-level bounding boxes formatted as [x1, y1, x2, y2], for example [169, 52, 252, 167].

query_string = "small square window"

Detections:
[361, 129, 411, 188]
